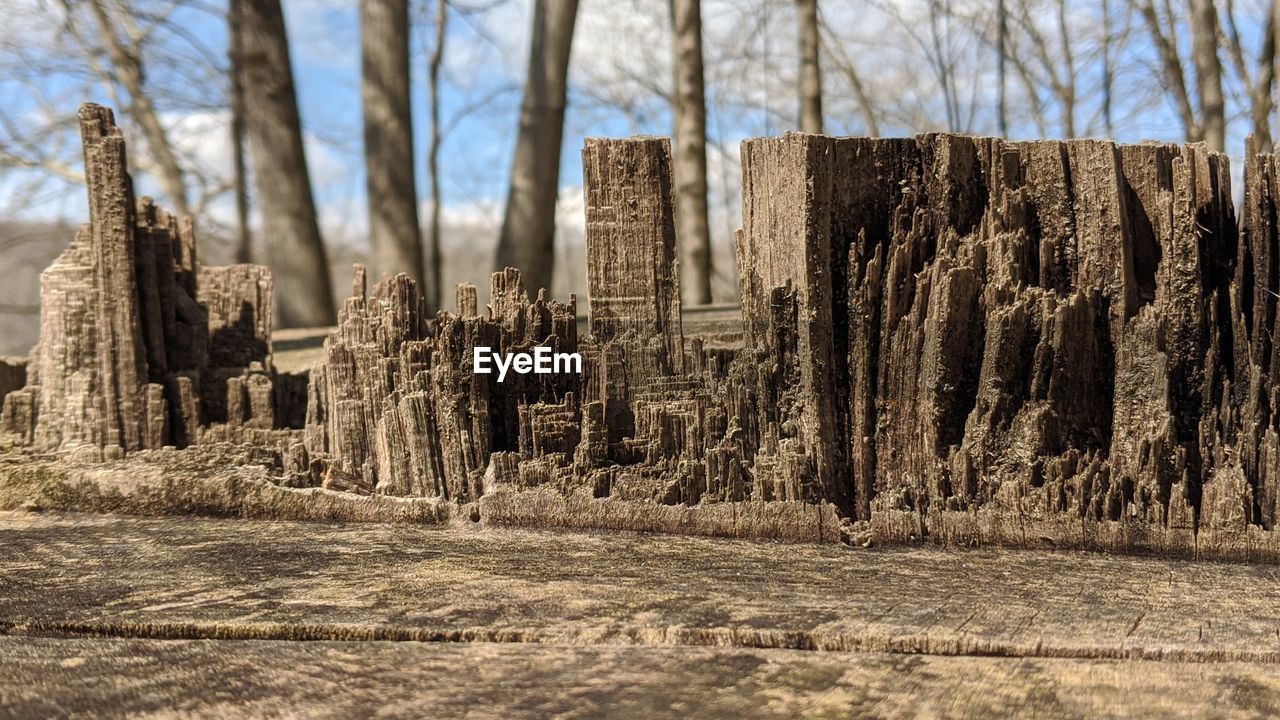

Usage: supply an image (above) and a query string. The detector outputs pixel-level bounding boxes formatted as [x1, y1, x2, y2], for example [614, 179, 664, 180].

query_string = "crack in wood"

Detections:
[3, 618, 1278, 664]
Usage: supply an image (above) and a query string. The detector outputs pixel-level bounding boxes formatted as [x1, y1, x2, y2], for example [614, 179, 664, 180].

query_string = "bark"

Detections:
[671, 0, 713, 305]
[426, 0, 448, 314]
[1190, 0, 1226, 151]
[229, 0, 252, 264]
[84, 0, 191, 221]
[493, 0, 580, 296]
[362, 0, 424, 297]
[797, 0, 823, 134]
[238, 0, 336, 327]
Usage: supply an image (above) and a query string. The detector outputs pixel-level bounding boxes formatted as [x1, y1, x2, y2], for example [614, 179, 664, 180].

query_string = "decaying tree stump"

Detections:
[0, 104, 301, 457]
[10, 103, 1280, 557]
[733, 132, 1277, 555]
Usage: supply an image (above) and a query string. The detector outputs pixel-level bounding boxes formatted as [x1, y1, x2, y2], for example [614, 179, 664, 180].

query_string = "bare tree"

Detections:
[363, 0, 424, 299]
[1101, 0, 1114, 136]
[1135, 0, 1213, 145]
[425, 0, 448, 314]
[820, 19, 879, 135]
[997, 0, 1008, 136]
[1003, 0, 1079, 137]
[1222, 0, 1277, 151]
[238, 0, 335, 326]
[229, 0, 251, 263]
[927, 0, 961, 131]
[798, 0, 823, 133]
[79, 0, 192, 219]
[1190, 0, 1225, 151]
[493, 0, 579, 295]
[0, 1, 254, 232]
[968, 0, 1140, 139]
[871, 0, 968, 132]
[671, 0, 713, 304]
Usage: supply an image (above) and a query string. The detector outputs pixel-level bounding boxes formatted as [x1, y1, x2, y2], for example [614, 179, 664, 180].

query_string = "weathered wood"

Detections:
[0, 358, 28, 426]
[5, 638, 1276, 719]
[3, 512, 1280, 663]
[198, 264, 273, 368]
[731, 132, 1276, 557]
[582, 136, 684, 373]
[0, 104, 297, 453]
[738, 134, 851, 514]
[305, 264, 578, 501]
[15, 106, 1280, 559]
[81, 105, 148, 451]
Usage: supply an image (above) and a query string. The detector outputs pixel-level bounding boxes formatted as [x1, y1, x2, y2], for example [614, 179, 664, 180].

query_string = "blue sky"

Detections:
[0, 0, 1273, 248]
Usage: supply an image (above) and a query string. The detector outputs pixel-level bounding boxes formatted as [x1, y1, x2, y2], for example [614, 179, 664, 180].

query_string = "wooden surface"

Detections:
[3, 638, 1278, 719]
[1, 511, 1279, 717]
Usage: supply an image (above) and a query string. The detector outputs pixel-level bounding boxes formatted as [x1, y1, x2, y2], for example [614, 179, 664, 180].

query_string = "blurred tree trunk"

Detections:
[797, 0, 823, 134]
[1057, 0, 1077, 136]
[426, 0, 447, 313]
[1223, 0, 1277, 151]
[1249, 1, 1276, 151]
[229, 0, 252, 264]
[1190, 0, 1226, 151]
[494, 0, 579, 295]
[238, 0, 336, 327]
[362, 0, 425, 302]
[1101, 0, 1113, 136]
[84, 0, 191, 220]
[996, 0, 1007, 136]
[671, 0, 713, 305]
[675, 0, 716, 302]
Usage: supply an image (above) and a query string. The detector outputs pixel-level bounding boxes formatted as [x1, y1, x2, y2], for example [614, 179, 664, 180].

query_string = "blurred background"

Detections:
[0, 0, 1274, 352]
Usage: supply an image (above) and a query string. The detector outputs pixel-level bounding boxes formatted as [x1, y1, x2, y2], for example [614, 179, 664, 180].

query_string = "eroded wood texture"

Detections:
[0, 358, 25, 417]
[13, 104, 1280, 557]
[731, 132, 1280, 556]
[0, 104, 300, 457]
[296, 137, 757, 515]
[305, 266, 578, 500]
[582, 137, 684, 376]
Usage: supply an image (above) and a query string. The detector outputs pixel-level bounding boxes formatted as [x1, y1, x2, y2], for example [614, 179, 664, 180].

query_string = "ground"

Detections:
[1, 511, 1278, 718]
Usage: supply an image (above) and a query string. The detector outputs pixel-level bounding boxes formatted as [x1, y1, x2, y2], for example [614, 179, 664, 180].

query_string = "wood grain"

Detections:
[2, 512, 1279, 662]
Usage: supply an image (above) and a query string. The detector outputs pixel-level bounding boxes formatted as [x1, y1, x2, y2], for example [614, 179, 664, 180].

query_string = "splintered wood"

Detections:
[8, 104, 1280, 556]
[737, 133, 1274, 556]
[0, 104, 299, 457]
